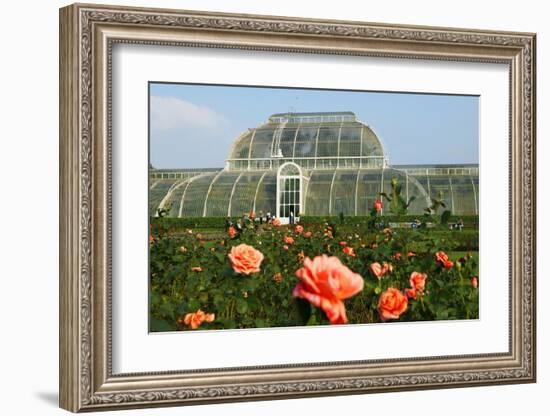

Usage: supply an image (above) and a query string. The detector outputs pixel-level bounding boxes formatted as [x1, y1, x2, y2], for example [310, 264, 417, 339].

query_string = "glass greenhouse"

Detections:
[150, 112, 478, 221]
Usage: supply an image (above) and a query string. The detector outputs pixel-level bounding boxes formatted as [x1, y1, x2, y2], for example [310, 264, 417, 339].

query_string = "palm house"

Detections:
[150, 112, 478, 222]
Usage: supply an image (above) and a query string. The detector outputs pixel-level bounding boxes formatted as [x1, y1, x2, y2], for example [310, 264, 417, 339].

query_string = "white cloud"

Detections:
[150, 96, 229, 131]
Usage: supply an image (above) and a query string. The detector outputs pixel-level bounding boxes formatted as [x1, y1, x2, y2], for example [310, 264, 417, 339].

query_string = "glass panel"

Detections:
[332, 171, 359, 216]
[250, 128, 275, 159]
[355, 171, 382, 216]
[316, 126, 340, 157]
[305, 171, 334, 215]
[205, 172, 242, 217]
[180, 173, 218, 217]
[293, 126, 318, 158]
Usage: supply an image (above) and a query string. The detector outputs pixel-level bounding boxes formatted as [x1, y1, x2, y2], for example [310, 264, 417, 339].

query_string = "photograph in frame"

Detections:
[148, 83, 480, 332]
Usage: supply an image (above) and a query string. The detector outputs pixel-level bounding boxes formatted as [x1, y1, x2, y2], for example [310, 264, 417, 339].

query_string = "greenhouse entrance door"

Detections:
[276, 162, 302, 225]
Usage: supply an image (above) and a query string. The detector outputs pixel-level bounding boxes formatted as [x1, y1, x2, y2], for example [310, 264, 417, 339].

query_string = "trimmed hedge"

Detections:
[299, 215, 479, 227]
[151, 216, 238, 230]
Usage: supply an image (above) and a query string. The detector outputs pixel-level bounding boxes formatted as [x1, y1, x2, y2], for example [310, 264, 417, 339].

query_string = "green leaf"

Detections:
[295, 298, 311, 325]
[236, 299, 249, 314]
[441, 210, 451, 225]
[150, 317, 173, 332]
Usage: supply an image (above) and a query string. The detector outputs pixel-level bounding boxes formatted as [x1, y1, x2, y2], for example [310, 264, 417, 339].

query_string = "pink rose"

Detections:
[409, 271, 427, 292]
[293, 255, 364, 324]
[228, 244, 264, 275]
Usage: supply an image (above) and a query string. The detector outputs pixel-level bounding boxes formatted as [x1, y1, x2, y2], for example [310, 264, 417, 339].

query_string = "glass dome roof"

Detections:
[226, 112, 387, 171]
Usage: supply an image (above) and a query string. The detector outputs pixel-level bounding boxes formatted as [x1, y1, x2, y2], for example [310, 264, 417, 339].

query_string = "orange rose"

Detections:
[180, 309, 215, 329]
[191, 266, 202, 272]
[435, 251, 454, 268]
[378, 288, 408, 321]
[272, 217, 282, 226]
[404, 288, 417, 299]
[284, 236, 295, 245]
[227, 226, 237, 239]
[228, 244, 264, 275]
[409, 271, 427, 292]
[343, 246, 356, 257]
[407, 251, 416, 258]
[293, 254, 364, 324]
[295, 225, 304, 234]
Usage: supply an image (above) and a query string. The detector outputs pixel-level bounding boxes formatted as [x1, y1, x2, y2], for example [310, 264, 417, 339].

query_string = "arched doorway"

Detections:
[276, 162, 303, 224]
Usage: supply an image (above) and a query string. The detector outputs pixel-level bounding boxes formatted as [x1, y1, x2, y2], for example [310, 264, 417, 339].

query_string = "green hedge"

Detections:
[151, 216, 239, 230]
[299, 215, 479, 227]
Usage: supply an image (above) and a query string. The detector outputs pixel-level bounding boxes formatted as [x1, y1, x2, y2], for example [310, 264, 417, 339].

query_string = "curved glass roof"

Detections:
[226, 112, 386, 170]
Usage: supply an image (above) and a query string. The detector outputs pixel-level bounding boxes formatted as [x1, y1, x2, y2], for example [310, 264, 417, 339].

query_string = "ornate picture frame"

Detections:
[59, 3, 536, 412]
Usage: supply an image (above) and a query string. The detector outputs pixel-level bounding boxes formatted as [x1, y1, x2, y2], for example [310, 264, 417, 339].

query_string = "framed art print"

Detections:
[59, 3, 536, 412]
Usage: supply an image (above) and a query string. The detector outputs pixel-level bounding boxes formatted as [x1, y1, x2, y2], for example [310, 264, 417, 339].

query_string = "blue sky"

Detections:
[149, 83, 479, 169]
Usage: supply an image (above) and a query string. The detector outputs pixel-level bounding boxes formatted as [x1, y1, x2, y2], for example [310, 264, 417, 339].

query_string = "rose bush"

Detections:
[150, 212, 479, 331]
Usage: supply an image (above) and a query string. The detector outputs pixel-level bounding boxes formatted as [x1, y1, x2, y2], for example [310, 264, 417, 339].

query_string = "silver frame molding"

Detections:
[59, 3, 536, 412]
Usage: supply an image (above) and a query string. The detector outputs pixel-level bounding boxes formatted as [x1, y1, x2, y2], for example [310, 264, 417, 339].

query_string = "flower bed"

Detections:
[149, 219, 479, 331]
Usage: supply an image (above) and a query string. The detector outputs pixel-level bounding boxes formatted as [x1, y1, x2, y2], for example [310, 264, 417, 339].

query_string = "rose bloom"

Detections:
[370, 262, 385, 279]
[378, 288, 408, 321]
[373, 199, 384, 212]
[407, 251, 416, 258]
[249, 210, 255, 218]
[303, 231, 312, 238]
[293, 254, 364, 324]
[435, 251, 454, 269]
[191, 266, 202, 272]
[180, 309, 215, 330]
[295, 225, 304, 234]
[283, 245, 289, 250]
[471, 276, 479, 288]
[273, 272, 283, 283]
[343, 246, 356, 257]
[227, 226, 237, 239]
[404, 288, 417, 299]
[393, 252, 402, 261]
[369, 262, 392, 279]
[339, 241, 348, 246]
[272, 217, 282, 226]
[179, 246, 187, 253]
[284, 236, 295, 245]
[409, 271, 427, 292]
[228, 243, 264, 275]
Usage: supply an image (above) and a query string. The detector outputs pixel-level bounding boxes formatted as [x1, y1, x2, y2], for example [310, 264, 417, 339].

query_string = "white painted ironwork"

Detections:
[227, 172, 244, 217]
[202, 170, 225, 217]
